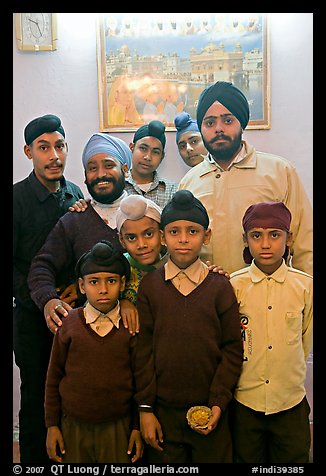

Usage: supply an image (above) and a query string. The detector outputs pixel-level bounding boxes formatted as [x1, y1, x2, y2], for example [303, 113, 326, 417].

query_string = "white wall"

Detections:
[13, 13, 313, 204]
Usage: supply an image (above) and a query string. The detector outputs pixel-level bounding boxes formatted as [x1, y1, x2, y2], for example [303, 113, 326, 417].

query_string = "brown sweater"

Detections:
[134, 268, 243, 412]
[45, 307, 137, 427]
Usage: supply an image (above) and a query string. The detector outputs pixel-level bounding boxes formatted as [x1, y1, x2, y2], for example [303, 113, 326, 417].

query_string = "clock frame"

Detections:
[15, 13, 58, 51]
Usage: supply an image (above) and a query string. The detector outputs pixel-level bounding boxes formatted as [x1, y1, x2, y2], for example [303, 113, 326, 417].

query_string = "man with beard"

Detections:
[13, 114, 84, 462]
[28, 132, 132, 337]
[178, 81, 312, 275]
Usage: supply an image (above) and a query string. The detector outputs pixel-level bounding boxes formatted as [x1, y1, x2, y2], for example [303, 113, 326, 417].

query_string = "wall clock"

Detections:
[15, 13, 57, 51]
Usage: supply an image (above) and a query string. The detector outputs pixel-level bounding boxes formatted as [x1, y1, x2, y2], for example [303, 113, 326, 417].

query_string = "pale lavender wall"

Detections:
[13, 13, 313, 204]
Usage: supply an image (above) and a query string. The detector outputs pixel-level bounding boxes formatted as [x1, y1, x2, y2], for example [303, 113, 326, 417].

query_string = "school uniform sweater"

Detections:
[45, 307, 137, 427]
[134, 268, 243, 412]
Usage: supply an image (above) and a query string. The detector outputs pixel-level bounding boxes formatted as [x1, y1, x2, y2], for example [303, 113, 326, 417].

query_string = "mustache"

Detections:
[89, 177, 116, 187]
[209, 134, 230, 144]
[45, 160, 63, 168]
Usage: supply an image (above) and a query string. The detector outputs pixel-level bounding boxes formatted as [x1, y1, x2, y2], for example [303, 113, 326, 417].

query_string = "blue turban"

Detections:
[174, 112, 200, 143]
[196, 81, 250, 130]
[82, 133, 132, 170]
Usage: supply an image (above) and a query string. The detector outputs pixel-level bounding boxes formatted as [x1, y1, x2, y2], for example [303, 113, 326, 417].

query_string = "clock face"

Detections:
[22, 13, 52, 46]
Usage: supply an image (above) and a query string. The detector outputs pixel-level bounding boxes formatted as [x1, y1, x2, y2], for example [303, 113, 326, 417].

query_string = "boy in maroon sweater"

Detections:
[134, 190, 243, 463]
[45, 240, 143, 463]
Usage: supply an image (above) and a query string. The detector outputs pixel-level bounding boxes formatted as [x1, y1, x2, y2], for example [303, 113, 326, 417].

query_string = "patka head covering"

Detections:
[196, 81, 250, 130]
[24, 114, 65, 145]
[75, 240, 130, 280]
[133, 120, 166, 149]
[242, 201, 292, 264]
[174, 112, 200, 143]
[160, 190, 209, 230]
[82, 133, 132, 170]
[116, 194, 162, 233]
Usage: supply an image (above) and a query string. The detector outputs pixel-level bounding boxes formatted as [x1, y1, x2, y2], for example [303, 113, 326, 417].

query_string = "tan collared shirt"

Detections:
[164, 257, 209, 295]
[84, 301, 121, 337]
[230, 260, 313, 415]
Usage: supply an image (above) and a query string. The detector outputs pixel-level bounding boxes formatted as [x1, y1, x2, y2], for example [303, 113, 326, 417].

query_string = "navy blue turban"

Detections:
[160, 190, 209, 230]
[196, 81, 250, 130]
[133, 120, 166, 150]
[24, 114, 65, 145]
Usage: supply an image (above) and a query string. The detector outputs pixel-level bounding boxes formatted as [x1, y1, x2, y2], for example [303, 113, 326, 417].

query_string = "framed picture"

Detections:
[96, 13, 270, 132]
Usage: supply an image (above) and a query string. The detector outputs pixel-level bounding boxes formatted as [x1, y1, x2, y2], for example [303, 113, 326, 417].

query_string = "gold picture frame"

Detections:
[15, 13, 58, 52]
[96, 13, 270, 132]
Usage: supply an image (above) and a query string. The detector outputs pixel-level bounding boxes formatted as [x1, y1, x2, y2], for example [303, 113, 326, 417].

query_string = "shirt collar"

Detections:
[90, 190, 128, 209]
[207, 142, 246, 170]
[248, 259, 288, 283]
[165, 257, 205, 284]
[28, 170, 68, 202]
[127, 170, 167, 189]
[84, 301, 121, 327]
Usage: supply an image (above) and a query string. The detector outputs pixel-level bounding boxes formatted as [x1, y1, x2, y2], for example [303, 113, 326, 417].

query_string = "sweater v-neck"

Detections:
[158, 266, 214, 300]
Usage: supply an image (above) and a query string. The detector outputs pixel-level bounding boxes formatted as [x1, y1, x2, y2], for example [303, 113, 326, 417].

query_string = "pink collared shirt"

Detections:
[84, 301, 121, 337]
[164, 257, 209, 296]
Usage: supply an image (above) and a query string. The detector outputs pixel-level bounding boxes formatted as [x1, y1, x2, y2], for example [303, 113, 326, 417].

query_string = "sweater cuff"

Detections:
[45, 416, 61, 428]
[209, 396, 229, 413]
[34, 290, 60, 311]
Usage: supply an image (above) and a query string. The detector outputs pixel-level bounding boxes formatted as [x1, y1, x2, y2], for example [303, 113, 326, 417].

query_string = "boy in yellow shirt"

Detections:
[229, 201, 313, 463]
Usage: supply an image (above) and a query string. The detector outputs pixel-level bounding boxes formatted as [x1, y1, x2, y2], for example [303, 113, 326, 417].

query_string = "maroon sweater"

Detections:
[28, 204, 123, 311]
[45, 307, 137, 427]
[134, 268, 243, 412]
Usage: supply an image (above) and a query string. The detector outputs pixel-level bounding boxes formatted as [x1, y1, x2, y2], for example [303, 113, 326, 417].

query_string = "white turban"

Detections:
[116, 195, 162, 232]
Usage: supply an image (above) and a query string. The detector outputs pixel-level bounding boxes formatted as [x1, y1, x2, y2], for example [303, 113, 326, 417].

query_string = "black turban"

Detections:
[75, 240, 130, 280]
[133, 120, 166, 149]
[196, 81, 250, 130]
[24, 114, 65, 145]
[160, 190, 209, 230]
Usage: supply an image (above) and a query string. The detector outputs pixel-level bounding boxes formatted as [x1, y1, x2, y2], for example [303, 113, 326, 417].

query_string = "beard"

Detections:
[203, 130, 242, 162]
[86, 174, 126, 204]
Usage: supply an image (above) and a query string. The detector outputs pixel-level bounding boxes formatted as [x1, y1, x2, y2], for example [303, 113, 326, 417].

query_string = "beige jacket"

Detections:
[178, 141, 313, 275]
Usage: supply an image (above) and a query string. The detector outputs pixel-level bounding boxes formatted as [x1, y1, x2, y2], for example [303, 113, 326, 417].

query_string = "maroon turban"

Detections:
[242, 202, 291, 264]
